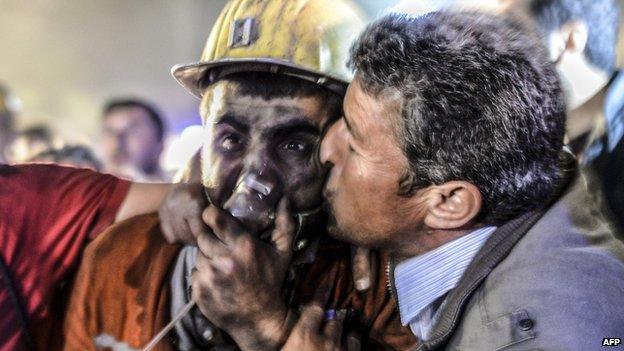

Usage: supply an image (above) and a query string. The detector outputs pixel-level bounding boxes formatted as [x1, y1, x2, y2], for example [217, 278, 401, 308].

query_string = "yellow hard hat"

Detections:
[172, 0, 367, 98]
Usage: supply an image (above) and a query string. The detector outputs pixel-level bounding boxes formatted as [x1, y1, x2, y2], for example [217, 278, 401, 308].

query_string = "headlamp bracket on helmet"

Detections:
[229, 17, 258, 48]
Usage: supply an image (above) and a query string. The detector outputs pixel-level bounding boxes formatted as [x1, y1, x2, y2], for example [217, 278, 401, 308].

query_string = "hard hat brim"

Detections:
[171, 58, 350, 99]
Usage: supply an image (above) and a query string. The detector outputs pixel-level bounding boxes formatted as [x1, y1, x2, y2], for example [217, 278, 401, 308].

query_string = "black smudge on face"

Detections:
[200, 80, 334, 232]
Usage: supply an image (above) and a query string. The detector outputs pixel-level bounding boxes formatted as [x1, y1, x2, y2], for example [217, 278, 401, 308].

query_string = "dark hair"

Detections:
[529, 0, 620, 73]
[103, 98, 166, 141]
[201, 71, 344, 122]
[31, 145, 102, 171]
[350, 11, 567, 224]
[20, 126, 52, 144]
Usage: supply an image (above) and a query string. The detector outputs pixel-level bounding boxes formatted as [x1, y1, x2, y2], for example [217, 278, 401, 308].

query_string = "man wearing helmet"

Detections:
[63, 1, 416, 350]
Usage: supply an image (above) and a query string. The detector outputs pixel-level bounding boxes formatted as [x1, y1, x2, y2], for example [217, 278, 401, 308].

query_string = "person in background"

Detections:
[0, 163, 206, 351]
[7, 126, 55, 164]
[500, 0, 624, 234]
[30, 145, 103, 171]
[0, 83, 20, 163]
[101, 98, 168, 181]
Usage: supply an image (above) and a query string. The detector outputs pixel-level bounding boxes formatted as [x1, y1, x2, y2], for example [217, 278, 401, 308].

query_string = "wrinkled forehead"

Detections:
[200, 80, 334, 131]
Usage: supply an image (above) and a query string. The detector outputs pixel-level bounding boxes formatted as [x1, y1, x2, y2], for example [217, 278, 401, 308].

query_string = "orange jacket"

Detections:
[63, 214, 417, 350]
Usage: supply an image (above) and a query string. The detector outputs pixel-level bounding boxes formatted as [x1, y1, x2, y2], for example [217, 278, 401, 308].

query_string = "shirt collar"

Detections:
[393, 226, 497, 326]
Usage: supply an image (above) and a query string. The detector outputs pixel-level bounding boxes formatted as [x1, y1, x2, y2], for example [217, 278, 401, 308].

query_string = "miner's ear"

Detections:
[422, 181, 483, 230]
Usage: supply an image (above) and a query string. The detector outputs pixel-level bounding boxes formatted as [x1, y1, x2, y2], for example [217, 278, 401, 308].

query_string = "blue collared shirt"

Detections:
[394, 226, 497, 341]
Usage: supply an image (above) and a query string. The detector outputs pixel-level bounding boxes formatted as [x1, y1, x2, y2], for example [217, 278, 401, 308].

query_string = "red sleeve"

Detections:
[0, 164, 130, 335]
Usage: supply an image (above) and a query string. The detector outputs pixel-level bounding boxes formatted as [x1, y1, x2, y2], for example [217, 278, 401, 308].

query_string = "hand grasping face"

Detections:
[191, 199, 297, 350]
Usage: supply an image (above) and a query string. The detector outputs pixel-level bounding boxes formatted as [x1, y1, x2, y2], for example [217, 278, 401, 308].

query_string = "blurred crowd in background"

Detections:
[0, 89, 169, 180]
[0, 0, 400, 182]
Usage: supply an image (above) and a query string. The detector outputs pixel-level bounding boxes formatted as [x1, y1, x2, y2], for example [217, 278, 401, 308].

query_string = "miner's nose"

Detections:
[235, 170, 278, 197]
[224, 166, 283, 234]
[320, 118, 347, 167]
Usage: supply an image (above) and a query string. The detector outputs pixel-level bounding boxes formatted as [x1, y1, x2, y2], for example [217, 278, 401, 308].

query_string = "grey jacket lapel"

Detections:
[420, 209, 545, 350]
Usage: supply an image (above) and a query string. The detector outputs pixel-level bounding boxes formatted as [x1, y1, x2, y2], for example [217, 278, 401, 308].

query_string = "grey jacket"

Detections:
[416, 172, 624, 350]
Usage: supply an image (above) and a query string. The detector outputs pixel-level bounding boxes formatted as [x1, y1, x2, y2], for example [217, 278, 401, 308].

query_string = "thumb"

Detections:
[346, 331, 362, 351]
[271, 198, 295, 260]
[351, 247, 371, 292]
[297, 304, 324, 332]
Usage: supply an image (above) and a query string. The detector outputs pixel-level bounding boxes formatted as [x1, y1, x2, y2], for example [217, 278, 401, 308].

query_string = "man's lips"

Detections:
[321, 189, 335, 214]
[322, 200, 332, 214]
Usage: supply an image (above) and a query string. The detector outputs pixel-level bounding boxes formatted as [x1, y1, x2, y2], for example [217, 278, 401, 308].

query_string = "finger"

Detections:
[312, 291, 332, 310]
[194, 249, 211, 271]
[196, 230, 229, 259]
[158, 200, 184, 244]
[271, 198, 296, 256]
[322, 310, 342, 345]
[190, 259, 214, 296]
[346, 332, 361, 351]
[202, 205, 245, 245]
[193, 253, 234, 286]
[208, 255, 236, 277]
[158, 214, 177, 243]
[296, 304, 324, 332]
[351, 247, 371, 292]
[185, 213, 211, 244]
[190, 266, 217, 318]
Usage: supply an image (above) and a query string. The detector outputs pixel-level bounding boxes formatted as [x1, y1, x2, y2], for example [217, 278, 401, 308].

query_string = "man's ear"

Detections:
[550, 20, 588, 63]
[422, 181, 483, 230]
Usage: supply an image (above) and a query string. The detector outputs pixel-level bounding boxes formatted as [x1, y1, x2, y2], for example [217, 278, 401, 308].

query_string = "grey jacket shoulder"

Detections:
[446, 175, 624, 351]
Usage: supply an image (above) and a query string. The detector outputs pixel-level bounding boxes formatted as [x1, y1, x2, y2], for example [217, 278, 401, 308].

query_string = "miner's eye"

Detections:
[220, 133, 243, 151]
[281, 140, 309, 153]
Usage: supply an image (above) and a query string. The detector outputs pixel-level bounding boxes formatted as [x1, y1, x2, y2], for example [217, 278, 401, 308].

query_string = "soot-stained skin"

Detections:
[199, 79, 335, 228]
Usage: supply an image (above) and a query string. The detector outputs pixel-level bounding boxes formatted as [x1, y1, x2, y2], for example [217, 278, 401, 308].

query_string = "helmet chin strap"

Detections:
[203, 187, 321, 246]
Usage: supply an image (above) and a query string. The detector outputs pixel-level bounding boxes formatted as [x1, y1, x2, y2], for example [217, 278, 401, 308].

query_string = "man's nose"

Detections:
[114, 132, 128, 150]
[320, 119, 346, 167]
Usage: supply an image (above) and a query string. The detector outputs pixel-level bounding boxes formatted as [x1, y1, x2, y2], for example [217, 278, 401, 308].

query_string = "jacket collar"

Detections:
[419, 210, 544, 350]
[417, 152, 578, 350]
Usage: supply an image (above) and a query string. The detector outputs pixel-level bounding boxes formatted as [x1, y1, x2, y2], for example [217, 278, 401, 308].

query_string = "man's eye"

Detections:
[221, 134, 242, 151]
[282, 140, 308, 153]
[347, 135, 356, 154]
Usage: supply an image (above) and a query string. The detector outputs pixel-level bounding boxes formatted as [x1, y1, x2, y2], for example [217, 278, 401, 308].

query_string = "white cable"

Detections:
[142, 300, 196, 351]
